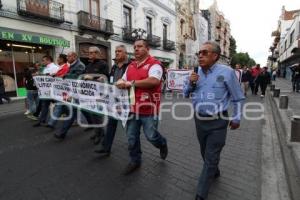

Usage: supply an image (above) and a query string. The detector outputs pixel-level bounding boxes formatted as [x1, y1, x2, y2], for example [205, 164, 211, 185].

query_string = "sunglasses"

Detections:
[198, 50, 214, 56]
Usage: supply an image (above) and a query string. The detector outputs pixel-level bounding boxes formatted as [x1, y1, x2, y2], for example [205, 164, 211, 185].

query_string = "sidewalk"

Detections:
[0, 97, 25, 118]
[268, 78, 300, 200]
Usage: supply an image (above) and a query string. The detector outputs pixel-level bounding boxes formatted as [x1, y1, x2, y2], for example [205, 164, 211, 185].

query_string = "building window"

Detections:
[290, 30, 294, 46]
[163, 24, 168, 40]
[146, 16, 152, 35]
[89, 0, 100, 16]
[123, 6, 132, 29]
[180, 19, 184, 35]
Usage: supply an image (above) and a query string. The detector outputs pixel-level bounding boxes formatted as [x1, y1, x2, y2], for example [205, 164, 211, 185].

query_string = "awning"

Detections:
[0, 27, 70, 47]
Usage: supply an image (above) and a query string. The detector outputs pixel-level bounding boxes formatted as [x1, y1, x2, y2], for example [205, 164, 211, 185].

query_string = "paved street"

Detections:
[0, 95, 265, 200]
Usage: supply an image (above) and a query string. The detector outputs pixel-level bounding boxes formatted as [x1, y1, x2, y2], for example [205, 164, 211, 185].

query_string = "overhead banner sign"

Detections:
[0, 27, 70, 47]
[33, 76, 130, 124]
[167, 70, 192, 91]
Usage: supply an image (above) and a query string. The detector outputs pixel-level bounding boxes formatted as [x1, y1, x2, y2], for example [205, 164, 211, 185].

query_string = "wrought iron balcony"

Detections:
[17, 0, 64, 23]
[163, 39, 175, 51]
[77, 11, 114, 36]
[122, 27, 136, 42]
[147, 34, 161, 48]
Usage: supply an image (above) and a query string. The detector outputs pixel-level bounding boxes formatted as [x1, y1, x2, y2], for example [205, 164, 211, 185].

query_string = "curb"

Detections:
[268, 90, 300, 200]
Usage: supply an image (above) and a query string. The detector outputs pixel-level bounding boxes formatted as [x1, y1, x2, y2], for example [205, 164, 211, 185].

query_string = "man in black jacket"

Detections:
[82, 46, 109, 144]
[95, 45, 130, 155]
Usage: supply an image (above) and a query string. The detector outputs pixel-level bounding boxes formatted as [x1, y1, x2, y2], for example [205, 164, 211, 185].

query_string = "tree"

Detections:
[229, 36, 237, 59]
[230, 52, 256, 67]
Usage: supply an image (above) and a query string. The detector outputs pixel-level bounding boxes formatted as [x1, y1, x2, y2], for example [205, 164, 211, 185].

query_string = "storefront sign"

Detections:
[167, 69, 192, 91]
[33, 76, 130, 125]
[0, 27, 70, 47]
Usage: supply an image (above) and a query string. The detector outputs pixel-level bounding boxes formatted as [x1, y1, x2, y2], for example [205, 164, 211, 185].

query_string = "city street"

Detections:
[0, 95, 267, 200]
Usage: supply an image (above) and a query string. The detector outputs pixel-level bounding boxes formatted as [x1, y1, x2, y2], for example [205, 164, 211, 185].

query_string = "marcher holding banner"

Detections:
[82, 46, 109, 144]
[95, 45, 130, 156]
[33, 55, 59, 127]
[54, 52, 86, 139]
[116, 37, 168, 175]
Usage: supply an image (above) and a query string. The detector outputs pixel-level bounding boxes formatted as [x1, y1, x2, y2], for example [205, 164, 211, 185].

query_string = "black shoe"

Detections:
[160, 144, 168, 160]
[122, 163, 141, 175]
[46, 124, 55, 131]
[94, 149, 110, 156]
[33, 122, 41, 127]
[214, 169, 221, 179]
[54, 133, 66, 140]
[195, 195, 204, 200]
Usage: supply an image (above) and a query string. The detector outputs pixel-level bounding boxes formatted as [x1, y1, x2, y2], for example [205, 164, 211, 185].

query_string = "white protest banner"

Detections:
[167, 70, 192, 91]
[34, 76, 130, 125]
[33, 76, 56, 99]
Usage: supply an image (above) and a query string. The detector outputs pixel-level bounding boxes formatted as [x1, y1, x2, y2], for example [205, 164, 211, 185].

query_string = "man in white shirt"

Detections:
[33, 55, 58, 127]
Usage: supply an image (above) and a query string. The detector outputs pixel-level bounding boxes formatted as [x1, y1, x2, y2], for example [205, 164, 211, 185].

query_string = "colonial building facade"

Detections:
[0, 0, 177, 97]
[107, 0, 177, 69]
[269, 6, 300, 79]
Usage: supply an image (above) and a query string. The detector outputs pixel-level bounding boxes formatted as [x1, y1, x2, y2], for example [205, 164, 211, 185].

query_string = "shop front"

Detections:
[0, 27, 70, 97]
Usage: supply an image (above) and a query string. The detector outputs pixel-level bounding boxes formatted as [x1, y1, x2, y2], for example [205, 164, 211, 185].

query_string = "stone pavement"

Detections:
[0, 95, 264, 200]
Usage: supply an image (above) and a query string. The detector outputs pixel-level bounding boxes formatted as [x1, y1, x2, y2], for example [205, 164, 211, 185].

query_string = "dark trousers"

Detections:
[292, 78, 300, 92]
[249, 81, 255, 94]
[39, 100, 51, 123]
[194, 113, 229, 199]
[0, 93, 10, 104]
[102, 117, 118, 152]
[33, 97, 42, 117]
[254, 82, 259, 95]
[260, 83, 268, 95]
[58, 109, 104, 136]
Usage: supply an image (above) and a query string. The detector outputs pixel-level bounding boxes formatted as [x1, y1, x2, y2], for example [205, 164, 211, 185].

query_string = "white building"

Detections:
[0, 0, 177, 97]
[107, 0, 177, 69]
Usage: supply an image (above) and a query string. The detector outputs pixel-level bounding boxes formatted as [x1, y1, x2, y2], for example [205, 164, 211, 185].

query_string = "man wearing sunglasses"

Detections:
[183, 41, 245, 200]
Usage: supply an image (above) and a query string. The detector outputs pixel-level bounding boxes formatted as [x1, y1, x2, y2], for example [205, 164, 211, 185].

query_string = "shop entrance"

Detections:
[0, 40, 53, 97]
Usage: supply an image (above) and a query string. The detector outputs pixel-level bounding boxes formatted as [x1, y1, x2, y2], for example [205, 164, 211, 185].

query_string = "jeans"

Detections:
[194, 113, 229, 199]
[126, 114, 167, 164]
[26, 90, 38, 113]
[102, 117, 118, 152]
[48, 103, 67, 127]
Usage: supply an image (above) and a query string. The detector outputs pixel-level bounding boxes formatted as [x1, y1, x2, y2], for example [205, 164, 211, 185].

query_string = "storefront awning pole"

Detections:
[11, 47, 19, 97]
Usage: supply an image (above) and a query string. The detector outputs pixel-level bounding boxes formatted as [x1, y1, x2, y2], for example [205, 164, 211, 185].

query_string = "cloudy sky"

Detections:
[200, 0, 300, 66]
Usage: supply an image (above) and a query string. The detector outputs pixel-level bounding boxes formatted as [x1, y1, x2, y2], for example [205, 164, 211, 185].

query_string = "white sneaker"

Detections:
[260, 95, 265, 98]
[24, 110, 31, 115]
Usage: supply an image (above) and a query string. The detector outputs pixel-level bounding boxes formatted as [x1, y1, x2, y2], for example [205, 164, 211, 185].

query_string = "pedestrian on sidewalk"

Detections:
[183, 41, 245, 200]
[272, 70, 277, 81]
[241, 66, 252, 97]
[24, 67, 38, 117]
[0, 69, 11, 104]
[255, 67, 271, 97]
[116, 36, 168, 175]
[251, 64, 261, 95]
[290, 63, 300, 92]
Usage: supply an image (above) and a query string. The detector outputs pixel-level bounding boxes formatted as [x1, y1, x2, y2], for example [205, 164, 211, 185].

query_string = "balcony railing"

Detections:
[122, 27, 136, 42]
[77, 11, 114, 36]
[17, 0, 64, 23]
[163, 39, 175, 51]
[147, 34, 161, 47]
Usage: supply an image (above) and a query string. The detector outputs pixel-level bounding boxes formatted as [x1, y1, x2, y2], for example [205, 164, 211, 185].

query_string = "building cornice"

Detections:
[148, 0, 176, 16]
[123, 0, 139, 8]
